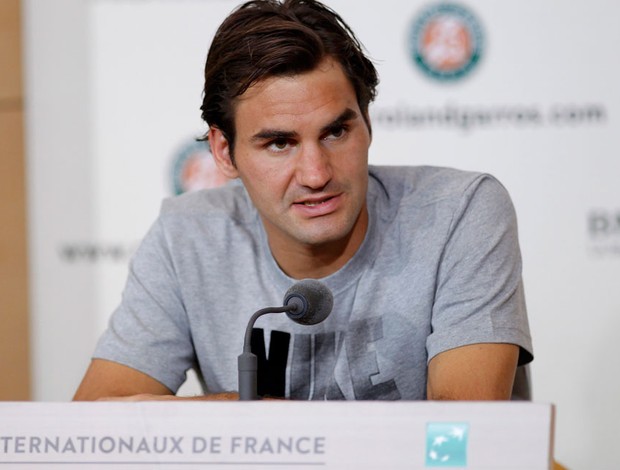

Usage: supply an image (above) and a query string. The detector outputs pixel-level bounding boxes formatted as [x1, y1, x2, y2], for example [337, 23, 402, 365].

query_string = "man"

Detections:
[74, 0, 532, 402]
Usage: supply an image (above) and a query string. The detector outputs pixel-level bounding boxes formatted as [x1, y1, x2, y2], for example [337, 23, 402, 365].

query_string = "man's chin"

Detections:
[291, 223, 355, 249]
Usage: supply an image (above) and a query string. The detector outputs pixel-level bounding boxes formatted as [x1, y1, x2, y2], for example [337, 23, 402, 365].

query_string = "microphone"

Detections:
[283, 279, 334, 325]
[238, 279, 333, 401]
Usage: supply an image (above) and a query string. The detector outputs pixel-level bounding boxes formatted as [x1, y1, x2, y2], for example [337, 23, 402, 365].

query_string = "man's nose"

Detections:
[295, 143, 332, 189]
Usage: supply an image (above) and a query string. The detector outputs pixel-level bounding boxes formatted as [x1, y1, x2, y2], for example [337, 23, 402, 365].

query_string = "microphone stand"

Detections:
[238, 305, 292, 401]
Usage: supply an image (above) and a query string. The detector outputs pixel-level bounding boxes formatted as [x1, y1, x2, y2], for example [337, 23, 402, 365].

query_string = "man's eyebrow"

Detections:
[251, 129, 298, 142]
[250, 108, 360, 142]
[321, 108, 359, 133]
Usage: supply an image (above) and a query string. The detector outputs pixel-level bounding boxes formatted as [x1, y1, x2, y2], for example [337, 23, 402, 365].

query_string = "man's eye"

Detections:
[331, 126, 345, 137]
[325, 125, 348, 140]
[268, 139, 290, 152]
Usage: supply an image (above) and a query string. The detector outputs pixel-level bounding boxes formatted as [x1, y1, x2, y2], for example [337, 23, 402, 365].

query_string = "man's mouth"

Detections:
[292, 194, 341, 215]
[296, 195, 334, 206]
[301, 199, 329, 207]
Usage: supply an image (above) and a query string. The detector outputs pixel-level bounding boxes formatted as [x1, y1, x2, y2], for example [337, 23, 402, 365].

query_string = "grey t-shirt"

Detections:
[94, 165, 533, 400]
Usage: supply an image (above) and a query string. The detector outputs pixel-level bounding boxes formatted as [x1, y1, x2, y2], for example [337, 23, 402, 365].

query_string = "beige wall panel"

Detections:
[0, 0, 23, 101]
[0, 109, 29, 400]
[0, 0, 29, 400]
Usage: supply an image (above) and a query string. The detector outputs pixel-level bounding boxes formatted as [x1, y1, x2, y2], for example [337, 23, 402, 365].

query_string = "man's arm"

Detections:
[73, 359, 173, 400]
[426, 175, 531, 400]
[73, 359, 240, 401]
[426, 343, 519, 400]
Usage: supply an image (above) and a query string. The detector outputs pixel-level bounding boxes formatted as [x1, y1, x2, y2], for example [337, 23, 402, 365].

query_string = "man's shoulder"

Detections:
[369, 165, 499, 206]
[159, 180, 254, 222]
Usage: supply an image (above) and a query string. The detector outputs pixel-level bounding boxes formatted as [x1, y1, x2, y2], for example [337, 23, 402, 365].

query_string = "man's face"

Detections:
[212, 58, 371, 258]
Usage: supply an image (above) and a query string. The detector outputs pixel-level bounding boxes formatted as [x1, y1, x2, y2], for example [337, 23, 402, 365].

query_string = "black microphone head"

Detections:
[283, 279, 333, 326]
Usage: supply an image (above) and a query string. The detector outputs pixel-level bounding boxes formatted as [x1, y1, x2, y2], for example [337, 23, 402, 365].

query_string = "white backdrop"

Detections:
[23, 1, 620, 468]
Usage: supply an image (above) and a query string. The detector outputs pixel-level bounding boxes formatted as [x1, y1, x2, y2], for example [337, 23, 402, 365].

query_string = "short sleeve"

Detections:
[93, 217, 196, 392]
[426, 175, 533, 366]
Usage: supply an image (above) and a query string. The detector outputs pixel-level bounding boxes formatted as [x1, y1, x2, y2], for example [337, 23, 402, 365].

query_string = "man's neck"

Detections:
[266, 210, 369, 280]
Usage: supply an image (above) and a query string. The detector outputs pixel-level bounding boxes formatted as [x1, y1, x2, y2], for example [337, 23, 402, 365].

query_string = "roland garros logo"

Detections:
[409, 3, 484, 81]
[171, 139, 232, 195]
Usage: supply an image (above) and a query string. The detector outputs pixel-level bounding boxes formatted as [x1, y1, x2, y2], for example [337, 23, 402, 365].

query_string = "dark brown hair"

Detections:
[200, 0, 378, 155]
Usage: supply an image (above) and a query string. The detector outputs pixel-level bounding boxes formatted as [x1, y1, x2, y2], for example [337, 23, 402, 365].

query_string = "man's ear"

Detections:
[363, 110, 373, 142]
[209, 127, 239, 178]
